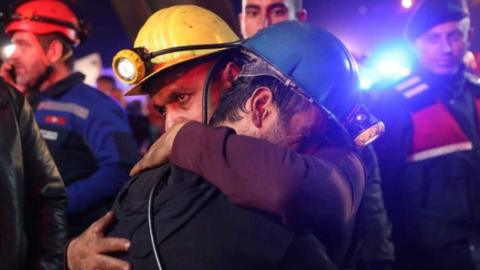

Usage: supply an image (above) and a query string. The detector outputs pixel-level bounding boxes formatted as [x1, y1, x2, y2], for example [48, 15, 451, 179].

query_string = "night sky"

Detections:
[1, 0, 479, 67]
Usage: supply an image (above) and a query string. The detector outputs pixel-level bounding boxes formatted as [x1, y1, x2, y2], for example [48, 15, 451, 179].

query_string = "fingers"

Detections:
[129, 159, 147, 176]
[67, 211, 131, 270]
[129, 122, 187, 176]
[95, 237, 130, 253]
[91, 254, 131, 270]
[130, 144, 157, 176]
[91, 211, 116, 234]
[0, 62, 14, 83]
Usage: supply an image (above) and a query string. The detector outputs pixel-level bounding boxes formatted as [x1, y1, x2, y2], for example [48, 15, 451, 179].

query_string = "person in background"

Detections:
[239, 0, 307, 38]
[0, 0, 140, 237]
[126, 100, 150, 154]
[96, 74, 127, 108]
[367, 0, 480, 269]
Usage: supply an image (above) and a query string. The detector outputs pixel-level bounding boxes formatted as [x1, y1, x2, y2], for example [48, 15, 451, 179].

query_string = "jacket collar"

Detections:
[41, 72, 86, 98]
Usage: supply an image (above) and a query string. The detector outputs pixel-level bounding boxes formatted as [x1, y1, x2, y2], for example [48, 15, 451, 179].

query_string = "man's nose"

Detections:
[262, 14, 272, 27]
[439, 38, 453, 53]
[165, 114, 187, 131]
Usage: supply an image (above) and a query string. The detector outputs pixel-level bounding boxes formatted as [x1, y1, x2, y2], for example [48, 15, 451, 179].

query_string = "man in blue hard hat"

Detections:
[237, 1, 395, 269]
[367, 0, 480, 269]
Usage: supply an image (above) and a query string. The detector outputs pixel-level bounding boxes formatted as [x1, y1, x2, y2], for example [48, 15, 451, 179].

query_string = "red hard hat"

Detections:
[5, 0, 83, 45]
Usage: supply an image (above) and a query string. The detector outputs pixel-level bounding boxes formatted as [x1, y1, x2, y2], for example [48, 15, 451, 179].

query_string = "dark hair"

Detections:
[97, 75, 117, 85]
[210, 75, 311, 126]
[36, 33, 74, 69]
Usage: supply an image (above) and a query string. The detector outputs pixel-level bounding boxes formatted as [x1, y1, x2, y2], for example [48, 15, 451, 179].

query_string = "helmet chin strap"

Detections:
[201, 57, 228, 125]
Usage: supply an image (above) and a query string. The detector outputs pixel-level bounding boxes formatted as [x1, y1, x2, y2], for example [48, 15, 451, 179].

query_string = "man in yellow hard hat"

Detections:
[66, 5, 380, 269]
[66, 6, 252, 269]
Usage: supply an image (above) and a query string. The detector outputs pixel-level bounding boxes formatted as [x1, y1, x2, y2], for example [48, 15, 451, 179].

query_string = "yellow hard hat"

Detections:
[112, 5, 240, 96]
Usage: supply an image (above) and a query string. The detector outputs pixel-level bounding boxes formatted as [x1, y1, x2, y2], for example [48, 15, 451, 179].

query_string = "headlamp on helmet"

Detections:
[345, 105, 385, 148]
[112, 48, 149, 85]
[113, 42, 241, 85]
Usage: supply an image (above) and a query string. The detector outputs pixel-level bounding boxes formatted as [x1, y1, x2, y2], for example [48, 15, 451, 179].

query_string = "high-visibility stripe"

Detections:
[403, 83, 429, 99]
[407, 141, 472, 162]
[37, 101, 90, 119]
[395, 76, 421, 92]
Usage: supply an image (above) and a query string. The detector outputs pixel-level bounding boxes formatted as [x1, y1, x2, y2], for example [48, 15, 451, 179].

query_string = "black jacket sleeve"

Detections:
[352, 146, 395, 268]
[9, 86, 69, 270]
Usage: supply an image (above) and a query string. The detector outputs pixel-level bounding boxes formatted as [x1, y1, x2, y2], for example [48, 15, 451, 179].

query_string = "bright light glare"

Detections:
[359, 76, 373, 90]
[358, 44, 413, 90]
[2, 44, 16, 59]
[117, 58, 136, 80]
[375, 59, 411, 77]
[401, 0, 413, 9]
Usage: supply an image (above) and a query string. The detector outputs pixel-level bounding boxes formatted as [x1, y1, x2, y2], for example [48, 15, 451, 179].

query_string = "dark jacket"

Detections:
[368, 68, 480, 270]
[0, 78, 68, 269]
[108, 164, 337, 270]
[343, 146, 395, 270]
[169, 122, 366, 265]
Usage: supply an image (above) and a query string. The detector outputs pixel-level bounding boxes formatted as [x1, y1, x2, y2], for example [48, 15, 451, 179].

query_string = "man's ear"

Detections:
[248, 86, 274, 127]
[46, 39, 64, 64]
[220, 61, 241, 90]
[296, 9, 307, 22]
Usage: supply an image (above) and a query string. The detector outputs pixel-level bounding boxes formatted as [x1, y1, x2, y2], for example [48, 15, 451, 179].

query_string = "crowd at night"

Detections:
[0, 0, 479, 270]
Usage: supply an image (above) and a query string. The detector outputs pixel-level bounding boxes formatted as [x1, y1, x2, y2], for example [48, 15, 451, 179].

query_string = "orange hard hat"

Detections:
[5, 0, 87, 45]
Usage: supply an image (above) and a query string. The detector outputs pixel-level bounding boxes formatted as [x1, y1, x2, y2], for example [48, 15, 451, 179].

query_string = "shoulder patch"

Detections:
[392, 75, 429, 99]
[403, 83, 429, 99]
[465, 72, 480, 86]
[395, 76, 422, 92]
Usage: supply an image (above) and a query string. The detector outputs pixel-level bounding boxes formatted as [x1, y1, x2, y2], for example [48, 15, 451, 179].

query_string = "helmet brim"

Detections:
[124, 47, 235, 96]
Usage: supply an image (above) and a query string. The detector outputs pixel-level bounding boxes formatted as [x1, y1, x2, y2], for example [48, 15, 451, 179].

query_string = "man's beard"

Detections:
[259, 117, 290, 148]
[20, 65, 54, 108]
[260, 116, 323, 154]
[12, 59, 51, 90]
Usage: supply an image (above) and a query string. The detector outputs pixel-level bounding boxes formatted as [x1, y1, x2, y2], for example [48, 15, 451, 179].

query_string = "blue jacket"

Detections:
[31, 73, 139, 231]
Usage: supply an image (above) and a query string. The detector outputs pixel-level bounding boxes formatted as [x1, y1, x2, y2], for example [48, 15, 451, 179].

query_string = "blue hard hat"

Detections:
[240, 21, 359, 125]
[239, 21, 384, 147]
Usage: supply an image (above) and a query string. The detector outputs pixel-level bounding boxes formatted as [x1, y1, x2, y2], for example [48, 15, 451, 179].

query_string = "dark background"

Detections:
[1, 0, 479, 68]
